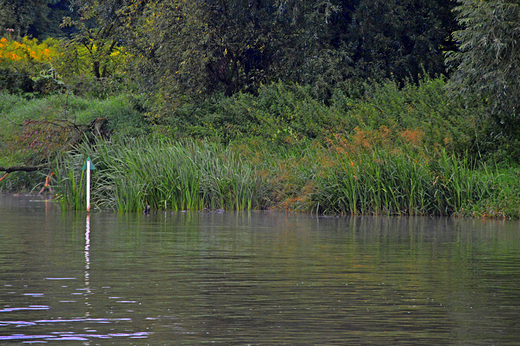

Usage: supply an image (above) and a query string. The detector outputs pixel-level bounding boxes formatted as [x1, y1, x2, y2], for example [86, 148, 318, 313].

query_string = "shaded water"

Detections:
[1, 195, 520, 345]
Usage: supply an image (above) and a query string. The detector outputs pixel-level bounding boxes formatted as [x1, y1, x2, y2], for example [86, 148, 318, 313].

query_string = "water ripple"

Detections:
[0, 306, 49, 313]
[0, 331, 150, 342]
[34, 317, 132, 323]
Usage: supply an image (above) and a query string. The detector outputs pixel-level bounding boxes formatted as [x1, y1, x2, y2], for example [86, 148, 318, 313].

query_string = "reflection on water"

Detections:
[1, 194, 520, 345]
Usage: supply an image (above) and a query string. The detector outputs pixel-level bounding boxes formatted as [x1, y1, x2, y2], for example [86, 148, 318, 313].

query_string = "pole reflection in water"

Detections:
[0, 196, 152, 344]
[85, 214, 91, 316]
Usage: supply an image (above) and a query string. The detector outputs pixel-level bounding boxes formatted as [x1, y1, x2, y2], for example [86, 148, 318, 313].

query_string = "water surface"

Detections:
[1, 194, 520, 345]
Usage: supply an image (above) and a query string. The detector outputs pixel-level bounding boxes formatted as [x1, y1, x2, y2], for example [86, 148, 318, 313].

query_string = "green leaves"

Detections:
[62, 0, 126, 79]
[347, 0, 459, 84]
[447, 0, 520, 161]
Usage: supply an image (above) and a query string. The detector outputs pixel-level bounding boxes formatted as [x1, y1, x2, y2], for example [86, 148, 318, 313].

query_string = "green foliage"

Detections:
[447, 0, 520, 162]
[0, 68, 64, 97]
[157, 79, 476, 157]
[50, 136, 520, 218]
[0, 92, 24, 114]
[0, 92, 149, 166]
[336, 78, 475, 155]
[87, 95, 151, 139]
[61, 0, 127, 79]
[2, 0, 519, 213]
[1, 94, 77, 165]
[2, 0, 459, 95]
[119, 0, 457, 104]
[2, 78, 518, 218]
[62, 75, 127, 99]
[123, 0, 282, 99]
[310, 148, 504, 216]
[0, 0, 62, 39]
[55, 40, 131, 82]
[54, 138, 265, 212]
[167, 82, 340, 144]
[0, 171, 43, 193]
[347, 0, 459, 83]
[0, 69, 34, 95]
[53, 151, 86, 210]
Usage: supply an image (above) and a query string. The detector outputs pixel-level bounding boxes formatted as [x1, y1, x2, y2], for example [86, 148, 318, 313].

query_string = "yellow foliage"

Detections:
[0, 36, 131, 79]
[0, 36, 61, 73]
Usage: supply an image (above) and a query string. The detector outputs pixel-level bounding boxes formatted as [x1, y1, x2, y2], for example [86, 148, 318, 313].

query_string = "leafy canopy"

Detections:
[447, 0, 520, 126]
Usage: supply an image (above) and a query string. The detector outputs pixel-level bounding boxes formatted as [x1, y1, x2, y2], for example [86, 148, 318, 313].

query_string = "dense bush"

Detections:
[159, 78, 477, 158]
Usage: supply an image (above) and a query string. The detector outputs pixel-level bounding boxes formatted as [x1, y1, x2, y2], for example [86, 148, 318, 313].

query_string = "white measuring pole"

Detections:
[86, 159, 91, 213]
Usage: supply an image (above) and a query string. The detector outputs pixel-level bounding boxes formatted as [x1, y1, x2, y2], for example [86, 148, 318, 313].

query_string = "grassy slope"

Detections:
[0, 92, 148, 191]
[1, 80, 519, 218]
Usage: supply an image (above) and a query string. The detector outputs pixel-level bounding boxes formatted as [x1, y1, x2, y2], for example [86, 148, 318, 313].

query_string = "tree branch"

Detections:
[0, 164, 51, 173]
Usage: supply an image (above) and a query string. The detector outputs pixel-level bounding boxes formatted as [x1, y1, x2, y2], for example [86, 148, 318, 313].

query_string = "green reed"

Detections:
[52, 137, 519, 218]
[54, 138, 265, 212]
[308, 148, 503, 216]
[54, 152, 86, 210]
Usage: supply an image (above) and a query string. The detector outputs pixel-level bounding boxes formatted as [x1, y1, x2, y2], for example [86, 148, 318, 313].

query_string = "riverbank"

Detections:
[3, 142, 520, 219]
[2, 80, 520, 218]
[49, 138, 519, 219]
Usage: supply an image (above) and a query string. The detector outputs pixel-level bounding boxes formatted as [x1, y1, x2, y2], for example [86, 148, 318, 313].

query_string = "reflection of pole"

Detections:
[86, 160, 91, 213]
[85, 215, 91, 315]
[85, 215, 90, 271]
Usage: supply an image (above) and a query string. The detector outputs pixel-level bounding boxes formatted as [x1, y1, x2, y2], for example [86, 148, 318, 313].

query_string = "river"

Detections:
[1, 194, 520, 345]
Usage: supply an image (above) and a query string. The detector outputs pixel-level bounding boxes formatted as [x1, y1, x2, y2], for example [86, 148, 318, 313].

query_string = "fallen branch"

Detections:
[0, 164, 51, 173]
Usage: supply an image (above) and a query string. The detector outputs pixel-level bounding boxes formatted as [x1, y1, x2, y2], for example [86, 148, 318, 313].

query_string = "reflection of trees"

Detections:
[448, 221, 520, 343]
[3, 204, 520, 344]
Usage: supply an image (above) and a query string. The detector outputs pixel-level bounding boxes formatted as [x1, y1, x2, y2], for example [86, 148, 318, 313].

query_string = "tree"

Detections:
[122, 0, 348, 102]
[65, 0, 459, 105]
[0, 0, 71, 40]
[447, 0, 520, 134]
[61, 0, 126, 79]
[347, 0, 459, 84]
[0, 0, 53, 38]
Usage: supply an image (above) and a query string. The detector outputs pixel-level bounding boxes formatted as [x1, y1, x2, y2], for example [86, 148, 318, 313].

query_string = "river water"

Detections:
[1, 194, 520, 345]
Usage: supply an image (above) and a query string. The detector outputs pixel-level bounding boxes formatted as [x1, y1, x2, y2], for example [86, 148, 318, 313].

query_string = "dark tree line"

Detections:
[3, 0, 520, 139]
[114, 0, 460, 99]
[0, 0, 460, 96]
[0, 0, 75, 39]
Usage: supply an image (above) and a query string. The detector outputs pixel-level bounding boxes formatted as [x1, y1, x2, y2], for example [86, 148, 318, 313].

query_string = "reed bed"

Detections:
[53, 138, 519, 218]
[238, 142, 515, 217]
[309, 149, 490, 216]
[54, 138, 265, 212]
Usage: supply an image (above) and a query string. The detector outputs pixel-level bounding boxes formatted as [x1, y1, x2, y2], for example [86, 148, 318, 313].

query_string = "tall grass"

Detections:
[309, 148, 502, 216]
[54, 138, 265, 212]
[52, 137, 519, 218]
[54, 152, 86, 210]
